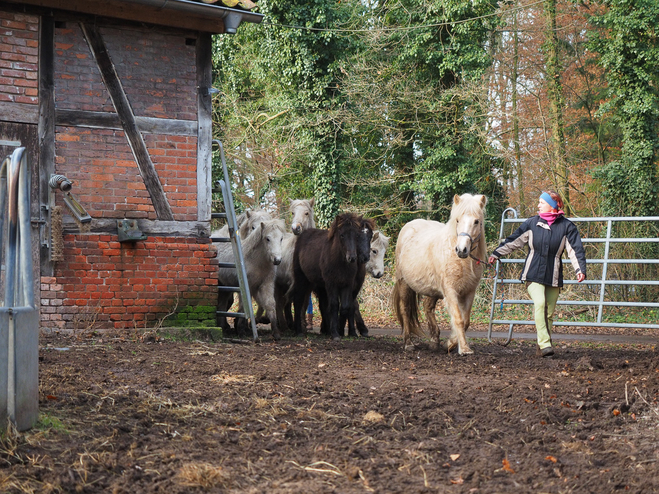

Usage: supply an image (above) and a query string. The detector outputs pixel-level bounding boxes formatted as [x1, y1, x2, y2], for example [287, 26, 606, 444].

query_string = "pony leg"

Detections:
[422, 296, 441, 351]
[354, 300, 369, 337]
[444, 292, 473, 355]
[254, 304, 270, 324]
[256, 284, 280, 341]
[394, 279, 418, 351]
[293, 284, 311, 337]
[216, 291, 234, 332]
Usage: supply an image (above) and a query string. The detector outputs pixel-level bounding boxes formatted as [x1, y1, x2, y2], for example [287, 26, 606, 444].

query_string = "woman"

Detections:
[488, 191, 587, 357]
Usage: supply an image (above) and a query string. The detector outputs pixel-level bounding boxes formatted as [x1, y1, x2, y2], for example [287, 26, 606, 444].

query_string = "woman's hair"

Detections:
[543, 190, 563, 210]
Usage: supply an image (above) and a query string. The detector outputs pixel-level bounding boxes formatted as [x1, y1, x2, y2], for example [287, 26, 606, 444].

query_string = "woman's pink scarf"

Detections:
[539, 210, 564, 226]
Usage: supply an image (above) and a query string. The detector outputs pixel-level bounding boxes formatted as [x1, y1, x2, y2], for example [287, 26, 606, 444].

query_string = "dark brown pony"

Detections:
[293, 213, 374, 341]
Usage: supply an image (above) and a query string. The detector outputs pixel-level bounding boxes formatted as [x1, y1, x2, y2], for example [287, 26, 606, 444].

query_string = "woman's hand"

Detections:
[577, 272, 586, 283]
[488, 255, 498, 265]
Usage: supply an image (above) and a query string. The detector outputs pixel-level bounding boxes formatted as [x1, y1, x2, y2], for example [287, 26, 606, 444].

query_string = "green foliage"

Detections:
[212, 0, 502, 235]
[589, 0, 659, 216]
[170, 305, 217, 328]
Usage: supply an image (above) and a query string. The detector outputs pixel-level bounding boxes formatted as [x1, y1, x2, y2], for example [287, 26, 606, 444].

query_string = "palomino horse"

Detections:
[392, 194, 487, 354]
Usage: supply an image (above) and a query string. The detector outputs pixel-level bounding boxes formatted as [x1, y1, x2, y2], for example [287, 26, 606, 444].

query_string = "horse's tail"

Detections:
[392, 279, 424, 337]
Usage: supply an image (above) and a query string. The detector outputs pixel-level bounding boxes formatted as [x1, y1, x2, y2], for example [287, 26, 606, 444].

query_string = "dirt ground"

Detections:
[2, 325, 659, 494]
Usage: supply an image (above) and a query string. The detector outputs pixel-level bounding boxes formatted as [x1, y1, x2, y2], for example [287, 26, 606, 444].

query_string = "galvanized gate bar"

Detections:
[488, 211, 659, 344]
[0, 147, 39, 431]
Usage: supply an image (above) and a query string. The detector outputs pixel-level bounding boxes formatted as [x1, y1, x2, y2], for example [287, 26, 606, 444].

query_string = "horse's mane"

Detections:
[328, 212, 363, 239]
[446, 194, 487, 262]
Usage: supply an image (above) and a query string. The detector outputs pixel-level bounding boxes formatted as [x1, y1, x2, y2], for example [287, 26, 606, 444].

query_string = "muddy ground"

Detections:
[2, 326, 659, 494]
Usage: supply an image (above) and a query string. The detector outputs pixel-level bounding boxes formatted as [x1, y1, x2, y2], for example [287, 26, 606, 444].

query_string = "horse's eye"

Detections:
[266, 237, 270, 242]
[475, 220, 479, 225]
[340, 234, 344, 239]
[372, 249, 377, 255]
[305, 212, 309, 216]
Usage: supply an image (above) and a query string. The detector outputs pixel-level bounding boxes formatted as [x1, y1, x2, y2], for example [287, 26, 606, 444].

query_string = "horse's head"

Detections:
[260, 218, 285, 266]
[365, 230, 389, 278]
[240, 209, 272, 238]
[329, 213, 364, 263]
[357, 217, 376, 264]
[451, 194, 487, 259]
[290, 198, 315, 235]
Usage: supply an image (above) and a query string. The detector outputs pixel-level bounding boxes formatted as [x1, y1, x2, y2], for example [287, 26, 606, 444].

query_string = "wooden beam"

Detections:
[0, 102, 39, 125]
[55, 109, 197, 136]
[39, 15, 56, 277]
[62, 217, 211, 237]
[81, 22, 174, 221]
[196, 32, 213, 223]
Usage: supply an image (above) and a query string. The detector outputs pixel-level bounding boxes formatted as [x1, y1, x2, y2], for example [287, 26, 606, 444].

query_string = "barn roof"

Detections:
[17, 0, 264, 34]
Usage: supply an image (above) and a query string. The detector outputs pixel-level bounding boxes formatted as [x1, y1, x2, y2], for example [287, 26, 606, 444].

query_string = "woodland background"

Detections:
[210, 0, 659, 242]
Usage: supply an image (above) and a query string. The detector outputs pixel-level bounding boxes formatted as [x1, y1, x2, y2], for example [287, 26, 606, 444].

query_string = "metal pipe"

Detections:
[48, 174, 72, 192]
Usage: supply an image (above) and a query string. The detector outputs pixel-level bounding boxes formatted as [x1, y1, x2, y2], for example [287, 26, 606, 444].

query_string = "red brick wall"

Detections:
[0, 11, 39, 104]
[41, 21, 216, 332]
[54, 23, 196, 117]
[41, 236, 218, 331]
[54, 128, 198, 221]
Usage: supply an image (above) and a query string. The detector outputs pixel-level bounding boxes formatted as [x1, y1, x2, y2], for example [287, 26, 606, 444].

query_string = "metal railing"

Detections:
[0, 147, 39, 431]
[210, 140, 258, 342]
[487, 209, 659, 344]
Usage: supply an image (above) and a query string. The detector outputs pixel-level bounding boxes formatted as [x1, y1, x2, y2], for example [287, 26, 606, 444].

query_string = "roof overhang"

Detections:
[14, 0, 264, 34]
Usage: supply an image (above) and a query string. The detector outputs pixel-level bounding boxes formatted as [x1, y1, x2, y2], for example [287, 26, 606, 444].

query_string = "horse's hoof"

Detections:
[443, 341, 458, 353]
[332, 336, 341, 342]
[458, 348, 474, 356]
[359, 329, 369, 337]
[404, 343, 415, 351]
[348, 331, 358, 338]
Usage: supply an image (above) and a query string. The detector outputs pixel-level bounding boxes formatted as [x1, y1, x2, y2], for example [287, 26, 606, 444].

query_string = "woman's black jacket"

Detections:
[491, 215, 587, 288]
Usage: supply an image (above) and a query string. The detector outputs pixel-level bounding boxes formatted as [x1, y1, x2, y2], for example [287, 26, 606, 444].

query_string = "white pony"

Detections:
[216, 218, 286, 339]
[392, 194, 487, 354]
[211, 209, 272, 240]
[275, 199, 316, 330]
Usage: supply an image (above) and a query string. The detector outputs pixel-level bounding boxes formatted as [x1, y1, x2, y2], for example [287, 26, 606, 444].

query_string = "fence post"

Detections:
[0, 147, 39, 432]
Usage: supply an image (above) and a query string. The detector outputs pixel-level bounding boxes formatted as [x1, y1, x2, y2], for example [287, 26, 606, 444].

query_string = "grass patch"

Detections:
[35, 413, 68, 434]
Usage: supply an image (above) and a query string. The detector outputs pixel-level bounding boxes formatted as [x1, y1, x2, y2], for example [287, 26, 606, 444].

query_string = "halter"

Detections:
[457, 231, 491, 266]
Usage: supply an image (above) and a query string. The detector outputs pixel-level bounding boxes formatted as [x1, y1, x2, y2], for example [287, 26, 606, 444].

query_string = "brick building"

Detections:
[0, 1, 263, 331]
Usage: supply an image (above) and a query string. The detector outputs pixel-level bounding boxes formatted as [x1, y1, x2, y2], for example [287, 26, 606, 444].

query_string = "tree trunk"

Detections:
[543, 0, 569, 208]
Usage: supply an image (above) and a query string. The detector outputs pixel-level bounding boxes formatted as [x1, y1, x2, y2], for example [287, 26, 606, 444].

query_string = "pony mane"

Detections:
[328, 212, 362, 239]
[446, 194, 487, 261]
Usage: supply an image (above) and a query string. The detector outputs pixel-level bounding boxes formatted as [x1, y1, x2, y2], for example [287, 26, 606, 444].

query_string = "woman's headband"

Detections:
[540, 192, 558, 210]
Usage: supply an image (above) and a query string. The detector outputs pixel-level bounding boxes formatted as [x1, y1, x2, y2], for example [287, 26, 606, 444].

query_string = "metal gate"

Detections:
[0, 147, 39, 431]
[487, 209, 659, 344]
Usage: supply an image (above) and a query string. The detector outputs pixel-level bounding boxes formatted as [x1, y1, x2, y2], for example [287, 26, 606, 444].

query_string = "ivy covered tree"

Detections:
[213, 0, 504, 235]
[212, 0, 360, 226]
[337, 0, 505, 233]
[589, 0, 659, 217]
